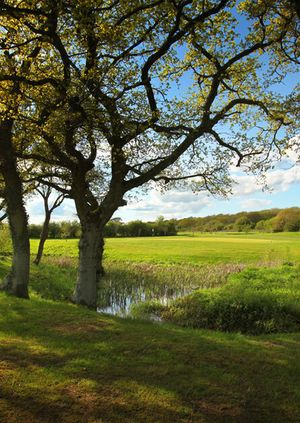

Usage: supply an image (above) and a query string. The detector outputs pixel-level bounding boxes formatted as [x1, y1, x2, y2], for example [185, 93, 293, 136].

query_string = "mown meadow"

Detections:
[30, 231, 300, 264]
[1, 232, 300, 422]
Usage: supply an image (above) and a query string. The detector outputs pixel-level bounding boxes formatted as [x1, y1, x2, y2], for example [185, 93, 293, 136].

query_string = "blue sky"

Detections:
[27, 147, 300, 223]
[26, 10, 300, 225]
[116, 152, 300, 221]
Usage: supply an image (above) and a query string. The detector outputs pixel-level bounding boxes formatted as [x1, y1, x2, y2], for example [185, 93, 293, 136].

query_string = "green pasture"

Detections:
[0, 292, 300, 423]
[29, 232, 300, 265]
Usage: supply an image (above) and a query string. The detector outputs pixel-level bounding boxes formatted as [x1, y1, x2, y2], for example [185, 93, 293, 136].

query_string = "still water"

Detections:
[97, 280, 193, 316]
[96, 262, 242, 317]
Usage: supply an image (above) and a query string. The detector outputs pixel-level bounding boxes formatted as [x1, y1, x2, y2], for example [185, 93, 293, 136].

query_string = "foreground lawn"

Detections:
[1, 234, 300, 422]
[0, 293, 300, 423]
[29, 232, 300, 265]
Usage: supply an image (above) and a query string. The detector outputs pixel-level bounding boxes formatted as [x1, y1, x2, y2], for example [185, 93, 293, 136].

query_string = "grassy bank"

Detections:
[1, 292, 300, 423]
[153, 266, 300, 334]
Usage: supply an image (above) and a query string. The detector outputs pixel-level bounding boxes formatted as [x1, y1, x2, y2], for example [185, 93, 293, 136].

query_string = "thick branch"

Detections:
[0, 74, 61, 88]
[141, 0, 229, 118]
[124, 125, 207, 190]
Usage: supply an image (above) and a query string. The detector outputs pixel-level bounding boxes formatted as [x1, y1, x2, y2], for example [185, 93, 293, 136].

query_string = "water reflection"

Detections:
[97, 280, 193, 316]
[96, 262, 246, 317]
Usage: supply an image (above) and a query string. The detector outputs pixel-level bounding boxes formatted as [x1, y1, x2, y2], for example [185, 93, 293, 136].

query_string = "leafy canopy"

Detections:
[0, 0, 299, 211]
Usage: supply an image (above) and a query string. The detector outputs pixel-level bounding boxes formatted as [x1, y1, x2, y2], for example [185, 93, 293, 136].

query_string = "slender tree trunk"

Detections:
[33, 212, 50, 265]
[0, 121, 30, 298]
[72, 219, 104, 308]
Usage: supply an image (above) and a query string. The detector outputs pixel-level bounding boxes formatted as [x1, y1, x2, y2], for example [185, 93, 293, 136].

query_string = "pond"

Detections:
[96, 262, 244, 317]
[97, 280, 193, 316]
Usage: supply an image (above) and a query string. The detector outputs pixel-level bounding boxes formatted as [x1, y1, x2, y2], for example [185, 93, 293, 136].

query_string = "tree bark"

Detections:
[33, 212, 50, 265]
[72, 219, 104, 308]
[0, 121, 30, 298]
[71, 164, 124, 309]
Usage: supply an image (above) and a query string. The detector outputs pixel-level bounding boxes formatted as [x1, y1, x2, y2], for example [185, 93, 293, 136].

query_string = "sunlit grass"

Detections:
[28, 231, 300, 265]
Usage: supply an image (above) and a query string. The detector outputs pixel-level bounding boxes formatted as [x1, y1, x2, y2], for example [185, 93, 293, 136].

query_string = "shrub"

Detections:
[163, 291, 300, 334]
[162, 267, 300, 334]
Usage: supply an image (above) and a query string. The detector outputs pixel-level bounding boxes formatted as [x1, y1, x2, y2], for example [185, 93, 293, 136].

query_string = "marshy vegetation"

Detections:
[134, 265, 300, 334]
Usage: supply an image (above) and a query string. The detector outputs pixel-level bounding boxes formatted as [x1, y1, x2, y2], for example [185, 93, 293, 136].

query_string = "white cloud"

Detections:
[26, 197, 45, 223]
[119, 161, 300, 221]
[122, 189, 213, 220]
[240, 198, 272, 211]
[231, 164, 300, 196]
[26, 149, 300, 224]
[26, 197, 77, 224]
[266, 166, 300, 192]
[57, 199, 77, 220]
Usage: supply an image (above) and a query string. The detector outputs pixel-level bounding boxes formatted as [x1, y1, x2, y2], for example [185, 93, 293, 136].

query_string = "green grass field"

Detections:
[30, 232, 300, 265]
[1, 232, 300, 422]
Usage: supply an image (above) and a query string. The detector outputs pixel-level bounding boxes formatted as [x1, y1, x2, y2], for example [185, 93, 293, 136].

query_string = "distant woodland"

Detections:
[176, 208, 300, 233]
[12, 208, 300, 239]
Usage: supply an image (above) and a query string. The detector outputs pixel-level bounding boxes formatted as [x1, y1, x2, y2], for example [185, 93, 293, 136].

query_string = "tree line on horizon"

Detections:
[177, 207, 300, 233]
[2, 207, 298, 241]
[25, 216, 178, 239]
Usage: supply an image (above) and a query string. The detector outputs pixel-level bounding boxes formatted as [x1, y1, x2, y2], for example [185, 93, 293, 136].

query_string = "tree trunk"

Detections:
[72, 220, 104, 308]
[33, 212, 50, 265]
[0, 121, 30, 298]
[5, 207, 30, 298]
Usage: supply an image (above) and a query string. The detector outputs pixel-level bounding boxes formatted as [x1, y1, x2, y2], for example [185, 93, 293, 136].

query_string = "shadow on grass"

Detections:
[0, 295, 300, 423]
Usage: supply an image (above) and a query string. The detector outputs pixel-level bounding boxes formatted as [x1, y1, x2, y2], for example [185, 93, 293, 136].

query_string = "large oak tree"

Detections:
[1, 0, 299, 307]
